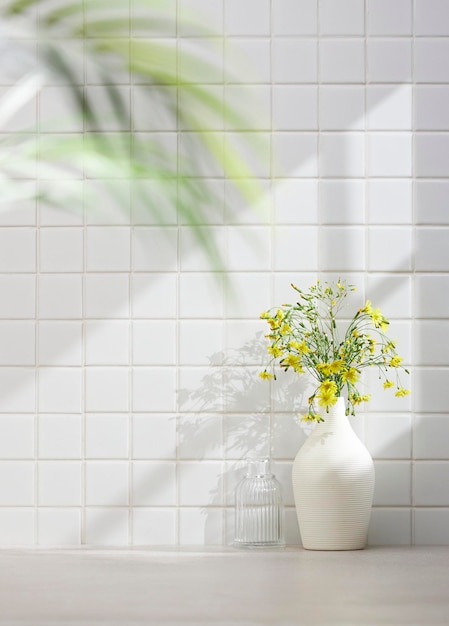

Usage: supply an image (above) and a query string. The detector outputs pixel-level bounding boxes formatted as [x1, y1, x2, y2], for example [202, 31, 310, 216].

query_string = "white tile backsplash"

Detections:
[1, 0, 448, 548]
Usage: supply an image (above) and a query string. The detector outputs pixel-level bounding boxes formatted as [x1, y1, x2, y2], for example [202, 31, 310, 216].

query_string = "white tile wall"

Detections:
[0, 0, 448, 547]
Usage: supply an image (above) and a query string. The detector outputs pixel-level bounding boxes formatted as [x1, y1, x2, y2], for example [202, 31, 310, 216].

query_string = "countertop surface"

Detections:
[0, 545, 448, 625]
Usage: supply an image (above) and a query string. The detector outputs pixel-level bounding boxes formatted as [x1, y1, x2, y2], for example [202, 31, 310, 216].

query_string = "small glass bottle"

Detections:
[234, 457, 285, 548]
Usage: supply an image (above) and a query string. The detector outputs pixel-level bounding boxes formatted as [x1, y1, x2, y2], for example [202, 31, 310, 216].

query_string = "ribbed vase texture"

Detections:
[292, 397, 375, 551]
[234, 459, 285, 548]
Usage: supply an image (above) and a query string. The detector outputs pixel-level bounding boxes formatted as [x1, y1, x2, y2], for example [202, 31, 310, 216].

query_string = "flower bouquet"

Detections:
[259, 280, 410, 421]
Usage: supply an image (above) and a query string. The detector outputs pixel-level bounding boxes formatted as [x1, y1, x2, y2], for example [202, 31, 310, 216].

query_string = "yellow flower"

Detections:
[289, 340, 311, 354]
[259, 371, 273, 380]
[371, 308, 383, 327]
[395, 388, 410, 397]
[319, 379, 338, 395]
[329, 359, 344, 374]
[361, 394, 371, 402]
[342, 367, 359, 384]
[317, 363, 332, 377]
[282, 354, 303, 372]
[383, 380, 394, 389]
[317, 389, 338, 408]
[390, 356, 403, 368]
[360, 300, 373, 315]
[260, 310, 271, 319]
[279, 323, 292, 335]
[267, 345, 283, 358]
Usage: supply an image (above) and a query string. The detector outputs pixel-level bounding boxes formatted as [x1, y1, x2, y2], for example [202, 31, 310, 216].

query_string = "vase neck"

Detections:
[316, 397, 347, 427]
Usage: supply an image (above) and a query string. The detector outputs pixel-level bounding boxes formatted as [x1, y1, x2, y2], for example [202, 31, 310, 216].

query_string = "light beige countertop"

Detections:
[0, 546, 448, 625]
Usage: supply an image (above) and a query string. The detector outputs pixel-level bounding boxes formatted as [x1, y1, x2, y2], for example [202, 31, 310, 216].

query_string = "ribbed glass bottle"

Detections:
[234, 457, 285, 548]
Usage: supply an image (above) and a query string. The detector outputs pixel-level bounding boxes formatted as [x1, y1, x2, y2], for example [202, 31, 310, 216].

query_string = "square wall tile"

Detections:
[414, 369, 448, 413]
[0, 276, 35, 319]
[86, 462, 129, 506]
[85, 509, 129, 546]
[179, 366, 223, 413]
[373, 461, 411, 506]
[133, 86, 177, 132]
[415, 40, 449, 84]
[367, 85, 412, 130]
[319, 0, 364, 35]
[365, 415, 412, 459]
[132, 273, 177, 319]
[415, 181, 449, 224]
[132, 367, 176, 412]
[320, 133, 365, 178]
[178, 0, 223, 36]
[179, 507, 223, 545]
[85, 320, 129, 365]
[0, 462, 34, 505]
[273, 180, 318, 225]
[367, 180, 412, 224]
[0, 369, 35, 412]
[225, 39, 271, 84]
[274, 226, 318, 271]
[39, 228, 83, 273]
[320, 227, 365, 271]
[414, 275, 449, 318]
[179, 461, 223, 506]
[179, 274, 223, 319]
[273, 0, 317, 35]
[85, 179, 131, 226]
[414, 462, 449, 506]
[132, 461, 176, 505]
[320, 40, 365, 83]
[368, 509, 411, 545]
[225, 414, 270, 460]
[39, 86, 83, 133]
[368, 227, 413, 272]
[225, 273, 271, 320]
[38, 462, 81, 506]
[367, 133, 412, 177]
[85, 274, 129, 319]
[38, 509, 81, 546]
[132, 227, 178, 272]
[415, 321, 449, 366]
[0, 416, 34, 459]
[39, 368, 82, 413]
[415, 86, 449, 131]
[0, 321, 35, 365]
[271, 414, 306, 460]
[414, 416, 449, 460]
[87, 227, 131, 272]
[319, 180, 365, 224]
[39, 321, 82, 366]
[132, 508, 176, 545]
[273, 86, 317, 131]
[180, 226, 227, 272]
[132, 415, 177, 459]
[367, 0, 412, 35]
[86, 414, 129, 459]
[272, 39, 318, 83]
[0, 228, 36, 272]
[178, 414, 223, 460]
[38, 275, 82, 319]
[272, 133, 318, 178]
[415, 228, 449, 271]
[414, 510, 449, 545]
[0, 509, 35, 546]
[367, 40, 412, 83]
[179, 320, 224, 366]
[226, 85, 270, 131]
[416, 135, 449, 177]
[85, 367, 129, 412]
[132, 320, 176, 366]
[365, 275, 412, 319]
[38, 415, 82, 459]
[319, 86, 365, 131]
[39, 180, 83, 227]
[225, 0, 270, 35]
[132, 179, 177, 226]
[415, 0, 449, 36]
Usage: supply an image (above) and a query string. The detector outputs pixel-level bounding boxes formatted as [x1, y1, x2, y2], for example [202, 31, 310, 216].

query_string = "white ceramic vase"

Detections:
[292, 397, 375, 550]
